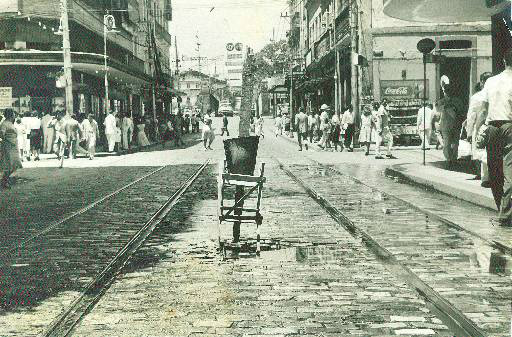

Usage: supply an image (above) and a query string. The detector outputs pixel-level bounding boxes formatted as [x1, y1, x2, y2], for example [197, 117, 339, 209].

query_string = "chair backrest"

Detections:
[223, 136, 260, 175]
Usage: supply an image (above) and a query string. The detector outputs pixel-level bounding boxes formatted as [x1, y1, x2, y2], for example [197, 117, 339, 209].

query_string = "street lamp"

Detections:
[104, 14, 119, 114]
[417, 38, 435, 166]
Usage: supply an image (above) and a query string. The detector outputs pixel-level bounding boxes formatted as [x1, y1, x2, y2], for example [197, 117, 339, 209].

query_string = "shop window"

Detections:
[439, 40, 472, 50]
[91, 95, 100, 117]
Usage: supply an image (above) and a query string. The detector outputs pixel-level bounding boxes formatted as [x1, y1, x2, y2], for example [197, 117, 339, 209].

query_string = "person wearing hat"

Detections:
[318, 104, 331, 150]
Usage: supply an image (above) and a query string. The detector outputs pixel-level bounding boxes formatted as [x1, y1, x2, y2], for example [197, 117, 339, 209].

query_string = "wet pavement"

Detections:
[2, 117, 510, 336]
[73, 163, 454, 337]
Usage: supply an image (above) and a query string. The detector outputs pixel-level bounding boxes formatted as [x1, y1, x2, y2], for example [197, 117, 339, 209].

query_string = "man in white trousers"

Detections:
[104, 110, 117, 153]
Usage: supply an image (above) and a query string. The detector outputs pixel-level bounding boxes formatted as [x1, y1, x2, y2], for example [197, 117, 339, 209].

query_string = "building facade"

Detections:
[289, 0, 495, 142]
[179, 69, 228, 113]
[0, 0, 173, 123]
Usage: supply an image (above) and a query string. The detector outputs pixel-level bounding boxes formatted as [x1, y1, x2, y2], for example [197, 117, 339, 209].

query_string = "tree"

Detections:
[239, 40, 292, 136]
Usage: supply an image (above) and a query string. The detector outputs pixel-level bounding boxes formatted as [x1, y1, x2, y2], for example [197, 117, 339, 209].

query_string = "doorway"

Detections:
[439, 57, 472, 117]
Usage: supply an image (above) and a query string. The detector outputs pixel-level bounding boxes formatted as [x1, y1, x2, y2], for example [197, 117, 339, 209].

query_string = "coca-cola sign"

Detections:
[380, 80, 428, 99]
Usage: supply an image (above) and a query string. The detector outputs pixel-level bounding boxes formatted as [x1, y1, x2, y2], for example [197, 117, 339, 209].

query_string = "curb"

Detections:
[385, 165, 497, 211]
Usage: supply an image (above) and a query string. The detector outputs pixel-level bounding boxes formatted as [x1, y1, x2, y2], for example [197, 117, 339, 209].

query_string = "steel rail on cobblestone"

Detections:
[274, 157, 487, 337]
[0, 166, 169, 262]
[334, 165, 512, 256]
[40, 159, 210, 337]
[276, 134, 512, 256]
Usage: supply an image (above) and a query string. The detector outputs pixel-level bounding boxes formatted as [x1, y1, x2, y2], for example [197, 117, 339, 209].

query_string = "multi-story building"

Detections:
[290, 0, 502, 143]
[0, 0, 173, 122]
[179, 69, 228, 113]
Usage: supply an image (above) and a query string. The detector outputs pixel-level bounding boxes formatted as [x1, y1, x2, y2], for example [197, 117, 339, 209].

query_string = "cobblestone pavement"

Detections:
[0, 164, 204, 337]
[261, 128, 511, 337]
[3, 117, 510, 336]
[73, 133, 458, 336]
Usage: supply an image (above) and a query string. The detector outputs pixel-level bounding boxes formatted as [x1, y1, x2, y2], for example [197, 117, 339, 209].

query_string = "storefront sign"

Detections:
[0, 87, 12, 109]
[380, 80, 428, 100]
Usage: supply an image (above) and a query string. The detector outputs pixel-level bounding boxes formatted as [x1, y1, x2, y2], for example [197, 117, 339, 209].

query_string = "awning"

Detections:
[383, 0, 510, 23]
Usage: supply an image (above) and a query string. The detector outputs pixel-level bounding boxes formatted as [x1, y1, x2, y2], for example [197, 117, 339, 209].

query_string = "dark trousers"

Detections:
[344, 124, 355, 148]
[297, 132, 308, 150]
[487, 122, 512, 222]
[221, 126, 229, 136]
[441, 127, 460, 162]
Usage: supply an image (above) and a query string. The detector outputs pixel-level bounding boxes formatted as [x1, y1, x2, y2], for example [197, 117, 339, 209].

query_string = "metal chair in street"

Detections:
[217, 136, 266, 256]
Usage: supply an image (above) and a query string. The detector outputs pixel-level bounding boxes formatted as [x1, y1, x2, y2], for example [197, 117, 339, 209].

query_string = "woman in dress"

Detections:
[0, 109, 23, 188]
[14, 117, 27, 161]
[136, 117, 150, 147]
[202, 118, 215, 150]
[359, 106, 373, 156]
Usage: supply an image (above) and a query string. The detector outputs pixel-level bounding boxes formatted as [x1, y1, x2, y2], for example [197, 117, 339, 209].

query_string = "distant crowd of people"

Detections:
[275, 101, 396, 159]
[0, 106, 212, 189]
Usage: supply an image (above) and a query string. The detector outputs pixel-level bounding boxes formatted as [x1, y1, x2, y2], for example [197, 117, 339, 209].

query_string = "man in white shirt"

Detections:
[342, 105, 355, 151]
[416, 102, 433, 149]
[104, 110, 117, 152]
[481, 48, 512, 226]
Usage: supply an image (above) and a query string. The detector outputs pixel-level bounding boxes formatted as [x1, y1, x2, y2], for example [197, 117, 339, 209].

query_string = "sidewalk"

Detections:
[272, 120, 496, 211]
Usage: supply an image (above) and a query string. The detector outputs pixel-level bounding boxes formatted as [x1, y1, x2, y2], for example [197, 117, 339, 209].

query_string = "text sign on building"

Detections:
[380, 80, 428, 100]
[0, 87, 12, 109]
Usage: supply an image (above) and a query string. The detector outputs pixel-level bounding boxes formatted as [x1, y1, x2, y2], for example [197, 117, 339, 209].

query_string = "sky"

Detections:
[170, 0, 289, 79]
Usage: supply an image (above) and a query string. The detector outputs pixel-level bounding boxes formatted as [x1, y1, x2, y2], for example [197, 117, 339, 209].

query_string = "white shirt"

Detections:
[483, 68, 512, 122]
[466, 90, 487, 136]
[104, 114, 117, 135]
[416, 107, 433, 130]
[342, 110, 354, 125]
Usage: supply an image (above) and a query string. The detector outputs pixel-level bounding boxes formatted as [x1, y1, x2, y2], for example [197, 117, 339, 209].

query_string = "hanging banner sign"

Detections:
[0, 87, 12, 109]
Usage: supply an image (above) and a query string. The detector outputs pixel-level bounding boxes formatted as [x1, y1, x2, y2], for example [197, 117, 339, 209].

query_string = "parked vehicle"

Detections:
[219, 101, 234, 116]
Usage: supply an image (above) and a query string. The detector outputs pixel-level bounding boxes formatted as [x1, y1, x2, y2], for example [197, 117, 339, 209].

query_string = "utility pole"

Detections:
[239, 47, 254, 137]
[148, 2, 157, 127]
[60, 0, 73, 115]
[334, 0, 340, 117]
[350, 0, 359, 126]
[175, 36, 181, 111]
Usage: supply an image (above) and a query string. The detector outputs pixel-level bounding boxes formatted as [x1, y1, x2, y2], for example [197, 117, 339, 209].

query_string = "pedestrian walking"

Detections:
[221, 114, 230, 136]
[375, 100, 396, 159]
[371, 102, 380, 149]
[274, 114, 282, 137]
[41, 111, 54, 154]
[136, 117, 150, 147]
[432, 103, 444, 150]
[14, 117, 27, 162]
[48, 111, 67, 162]
[121, 112, 134, 150]
[466, 72, 493, 186]
[255, 115, 264, 139]
[174, 111, 185, 147]
[342, 105, 355, 152]
[417, 102, 433, 150]
[0, 109, 23, 189]
[437, 75, 465, 164]
[295, 108, 309, 151]
[359, 106, 373, 156]
[81, 114, 99, 160]
[65, 115, 87, 159]
[479, 48, 512, 226]
[307, 110, 316, 143]
[104, 110, 117, 153]
[331, 110, 342, 152]
[202, 118, 215, 150]
[318, 104, 331, 150]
